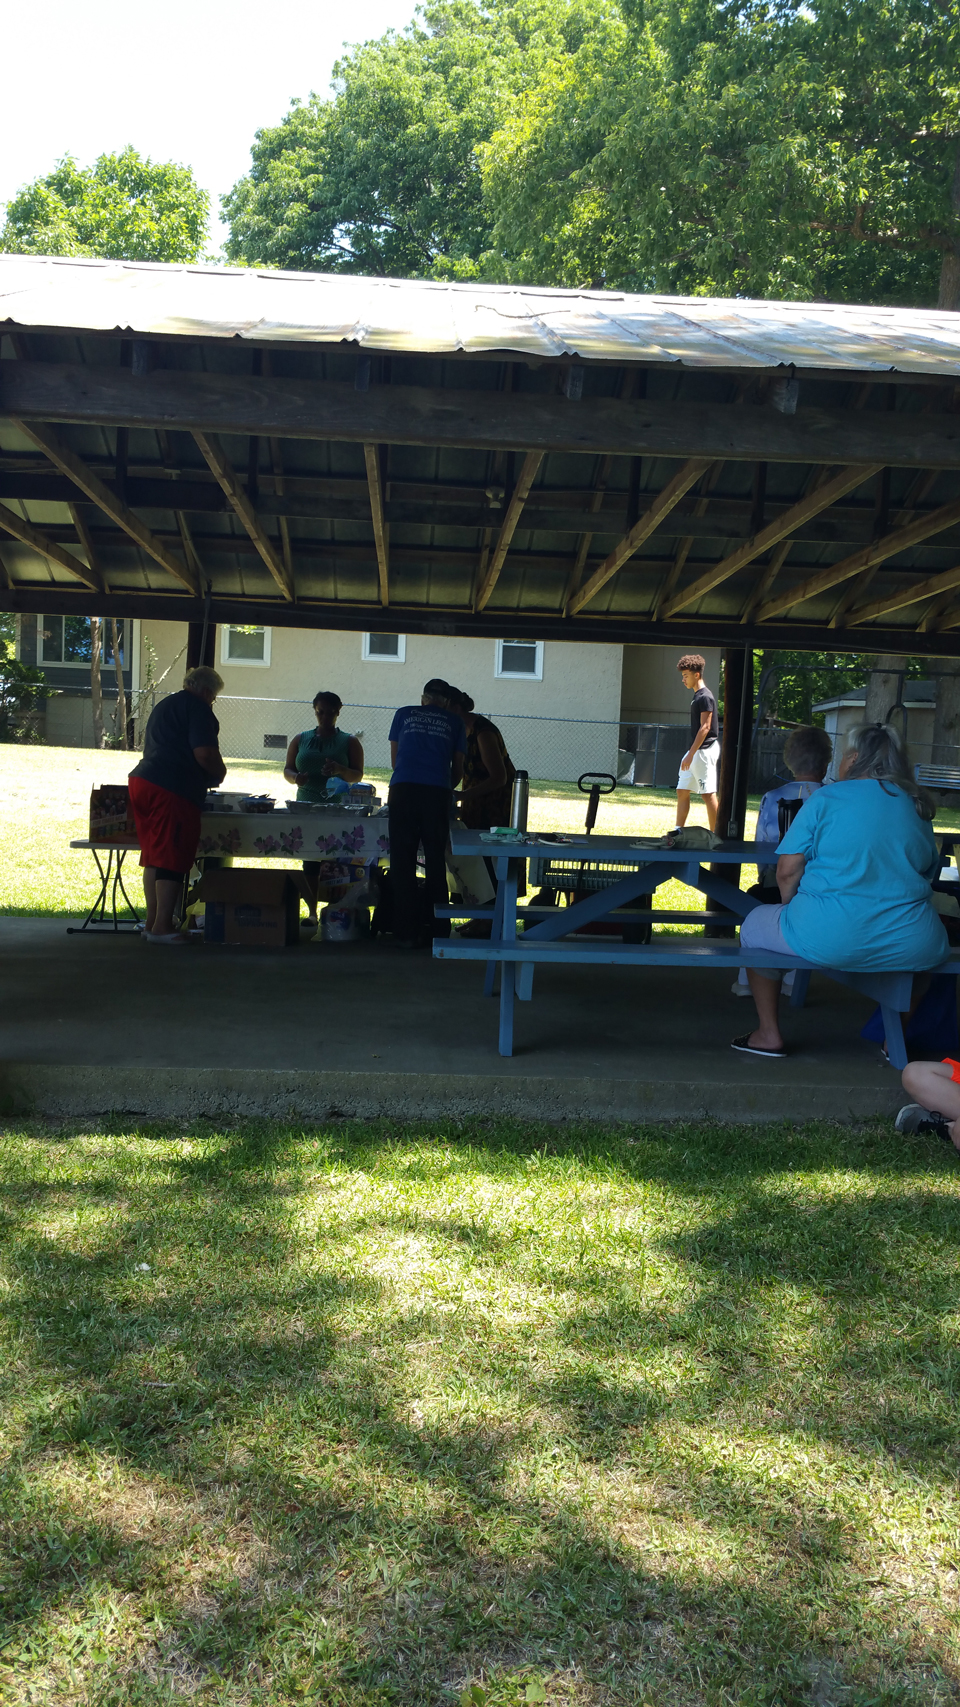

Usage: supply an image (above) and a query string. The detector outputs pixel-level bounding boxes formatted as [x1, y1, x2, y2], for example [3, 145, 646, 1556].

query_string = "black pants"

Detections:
[388, 783, 451, 942]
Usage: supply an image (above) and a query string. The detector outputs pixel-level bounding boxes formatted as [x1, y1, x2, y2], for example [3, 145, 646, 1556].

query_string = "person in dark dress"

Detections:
[447, 691, 516, 830]
[128, 665, 226, 943]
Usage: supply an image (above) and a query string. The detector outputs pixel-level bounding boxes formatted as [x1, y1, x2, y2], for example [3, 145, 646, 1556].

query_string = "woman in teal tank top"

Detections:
[283, 692, 365, 925]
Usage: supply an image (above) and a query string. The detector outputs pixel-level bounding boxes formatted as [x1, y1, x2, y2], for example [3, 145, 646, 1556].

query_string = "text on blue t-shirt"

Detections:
[389, 704, 466, 788]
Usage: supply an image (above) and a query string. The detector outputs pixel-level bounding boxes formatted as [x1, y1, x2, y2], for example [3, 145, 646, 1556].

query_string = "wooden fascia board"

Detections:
[192, 431, 293, 601]
[660, 463, 882, 619]
[0, 501, 100, 590]
[5, 361, 960, 467]
[569, 458, 713, 615]
[363, 444, 389, 606]
[475, 451, 544, 611]
[757, 494, 960, 624]
[10, 419, 195, 594]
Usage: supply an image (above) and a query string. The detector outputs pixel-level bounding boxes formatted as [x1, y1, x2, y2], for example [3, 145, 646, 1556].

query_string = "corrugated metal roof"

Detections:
[3, 254, 960, 376]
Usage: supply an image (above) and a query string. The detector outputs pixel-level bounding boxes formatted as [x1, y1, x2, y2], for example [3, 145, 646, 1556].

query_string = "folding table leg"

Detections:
[484, 865, 507, 997]
[790, 970, 811, 1009]
[498, 962, 516, 1056]
[881, 1006, 908, 1070]
[517, 963, 535, 1000]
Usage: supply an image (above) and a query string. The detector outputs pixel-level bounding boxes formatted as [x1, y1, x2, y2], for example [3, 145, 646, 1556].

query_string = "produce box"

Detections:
[89, 784, 137, 843]
[198, 869, 299, 947]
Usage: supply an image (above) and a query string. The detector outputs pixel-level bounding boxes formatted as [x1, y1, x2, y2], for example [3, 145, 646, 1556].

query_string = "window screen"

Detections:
[367, 633, 400, 657]
[496, 640, 542, 678]
[226, 625, 266, 661]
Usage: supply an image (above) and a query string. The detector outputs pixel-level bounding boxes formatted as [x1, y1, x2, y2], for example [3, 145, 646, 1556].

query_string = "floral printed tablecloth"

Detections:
[197, 811, 389, 861]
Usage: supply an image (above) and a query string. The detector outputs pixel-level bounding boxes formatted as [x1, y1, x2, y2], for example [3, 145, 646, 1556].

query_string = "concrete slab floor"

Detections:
[0, 918, 906, 1123]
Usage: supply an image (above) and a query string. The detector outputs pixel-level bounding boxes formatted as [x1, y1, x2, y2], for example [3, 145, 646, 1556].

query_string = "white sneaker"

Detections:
[731, 979, 753, 996]
[144, 931, 189, 945]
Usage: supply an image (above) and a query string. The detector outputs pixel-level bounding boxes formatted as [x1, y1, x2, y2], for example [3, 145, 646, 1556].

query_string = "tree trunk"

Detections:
[938, 145, 960, 310]
[932, 664, 960, 769]
[110, 618, 128, 750]
[89, 617, 104, 749]
[864, 656, 908, 725]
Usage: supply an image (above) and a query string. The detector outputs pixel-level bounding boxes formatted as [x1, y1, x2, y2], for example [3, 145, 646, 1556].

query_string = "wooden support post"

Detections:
[707, 645, 753, 936]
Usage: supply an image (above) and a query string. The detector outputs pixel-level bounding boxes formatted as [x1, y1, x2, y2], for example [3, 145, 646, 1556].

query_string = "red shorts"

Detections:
[944, 1058, 960, 1084]
[128, 775, 201, 874]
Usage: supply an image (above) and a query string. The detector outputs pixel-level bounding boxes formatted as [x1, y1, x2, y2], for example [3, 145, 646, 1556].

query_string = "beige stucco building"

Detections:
[19, 612, 723, 784]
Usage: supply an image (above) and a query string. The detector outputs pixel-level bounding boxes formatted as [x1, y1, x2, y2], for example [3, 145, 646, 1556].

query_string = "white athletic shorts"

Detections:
[677, 739, 719, 793]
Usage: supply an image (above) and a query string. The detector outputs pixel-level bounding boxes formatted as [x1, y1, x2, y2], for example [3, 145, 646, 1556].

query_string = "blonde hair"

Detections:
[183, 665, 224, 697]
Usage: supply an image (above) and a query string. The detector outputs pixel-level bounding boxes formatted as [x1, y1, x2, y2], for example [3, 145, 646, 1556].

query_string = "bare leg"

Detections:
[152, 878, 182, 937]
[745, 969, 785, 1051]
[675, 788, 691, 827]
[703, 791, 719, 831]
[302, 872, 319, 921]
[142, 867, 158, 932]
[901, 1061, 960, 1150]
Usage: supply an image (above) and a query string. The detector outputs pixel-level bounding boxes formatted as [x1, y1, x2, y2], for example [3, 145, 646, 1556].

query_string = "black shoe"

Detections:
[895, 1104, 954, 1144]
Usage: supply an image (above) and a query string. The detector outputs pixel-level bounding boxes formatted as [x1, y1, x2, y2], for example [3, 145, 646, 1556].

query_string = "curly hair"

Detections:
[677, 653, 706, 674]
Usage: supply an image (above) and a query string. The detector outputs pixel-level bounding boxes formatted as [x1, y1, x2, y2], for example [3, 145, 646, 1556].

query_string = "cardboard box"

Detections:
[198, 869, 299, 946]
[90, 784, 137, 843]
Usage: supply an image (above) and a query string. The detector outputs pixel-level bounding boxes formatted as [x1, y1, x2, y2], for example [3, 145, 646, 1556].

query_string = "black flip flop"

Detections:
[731, 1033, 787, 1058]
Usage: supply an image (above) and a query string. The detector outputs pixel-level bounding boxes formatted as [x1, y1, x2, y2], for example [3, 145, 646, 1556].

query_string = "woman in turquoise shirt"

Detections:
[735, 723, 947, 1058]
[283, 691, 365, 925]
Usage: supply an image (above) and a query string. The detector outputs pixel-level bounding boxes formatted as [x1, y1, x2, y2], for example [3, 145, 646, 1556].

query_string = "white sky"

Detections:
[0, 0, 419, 251]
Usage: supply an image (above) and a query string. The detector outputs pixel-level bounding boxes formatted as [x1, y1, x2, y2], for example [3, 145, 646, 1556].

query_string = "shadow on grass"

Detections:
[0, 1120, 957, 1705]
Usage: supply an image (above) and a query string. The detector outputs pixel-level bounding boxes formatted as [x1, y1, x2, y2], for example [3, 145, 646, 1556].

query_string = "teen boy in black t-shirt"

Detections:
[675, 652, 720, 830]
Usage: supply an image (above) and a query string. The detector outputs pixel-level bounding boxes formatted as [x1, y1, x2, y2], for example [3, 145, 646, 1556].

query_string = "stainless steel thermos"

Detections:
[510, 770, 530, 833]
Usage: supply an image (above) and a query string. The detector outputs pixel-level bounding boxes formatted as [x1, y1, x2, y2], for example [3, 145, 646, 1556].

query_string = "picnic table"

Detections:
[433, 826, 958, 1065]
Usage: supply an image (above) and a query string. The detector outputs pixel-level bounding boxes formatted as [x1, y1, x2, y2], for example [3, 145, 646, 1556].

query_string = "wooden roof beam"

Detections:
[0, 501, 101, 591]
[757, 494, 960, 624]
[475, 451, 543, 612]
[844, 560, 960, 627]
[9, 419, 195, 594]
[193, 431, 293, 602]
[364, 444, 390, 606]
[7, 361, 960, 467]
[569, 459, 714, 616]
[660, 464, 882, 619]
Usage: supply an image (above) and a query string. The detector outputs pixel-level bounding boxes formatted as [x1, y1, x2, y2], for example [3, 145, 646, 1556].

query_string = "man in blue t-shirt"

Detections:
[387, 679, 466, 947]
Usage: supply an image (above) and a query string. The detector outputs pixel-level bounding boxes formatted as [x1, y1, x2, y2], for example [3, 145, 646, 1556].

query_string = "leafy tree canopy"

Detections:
[755, 648, 927, 727]
[222, 1, 583, 278]
[481, 0, 960, 305]
[0, 147, 209, 263]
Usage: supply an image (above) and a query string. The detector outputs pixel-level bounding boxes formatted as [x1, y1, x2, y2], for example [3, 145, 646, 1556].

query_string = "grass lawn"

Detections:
[0, 1118, 958, 1705]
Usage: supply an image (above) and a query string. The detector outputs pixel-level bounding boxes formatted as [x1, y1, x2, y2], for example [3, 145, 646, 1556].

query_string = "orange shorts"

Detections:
[943, 1059, 960, 1083]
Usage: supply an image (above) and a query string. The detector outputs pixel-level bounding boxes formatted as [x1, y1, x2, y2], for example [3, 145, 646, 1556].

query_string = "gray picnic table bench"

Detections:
[434, 827, 958, 1063]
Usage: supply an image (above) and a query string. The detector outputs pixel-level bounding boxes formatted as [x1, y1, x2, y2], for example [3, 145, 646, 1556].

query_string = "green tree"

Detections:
[222, 1, 568, 279]
[481, 0, 960, 306]
[754, 648, 927, 727]
[0, 147, 209, 263]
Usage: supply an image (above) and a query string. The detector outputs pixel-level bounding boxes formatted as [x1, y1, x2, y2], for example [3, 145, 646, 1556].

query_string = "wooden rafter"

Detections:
[364, 444, 390, 606]
[660, 464, 881, 620]
[844, 561, 960, 627]
[67, 503, 106, 594]
[0, 500, 100, 590]
[562, 453, 614, 615]
[193, 431, 293, 602]
[7, 360, 960, 468]
[10, 419, 195, 594]
[828, 468, 941, 625]
[569, 458, 714, 616]
[757, 494, 960, 624]
[475, 451, 544, 612]
[652, 462, 726, 619]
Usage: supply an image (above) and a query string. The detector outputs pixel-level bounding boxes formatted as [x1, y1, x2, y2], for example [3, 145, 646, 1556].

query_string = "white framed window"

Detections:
[495, 638, 543, 680]
[221, 624, 271, 667]
[362, 632, 406, 663]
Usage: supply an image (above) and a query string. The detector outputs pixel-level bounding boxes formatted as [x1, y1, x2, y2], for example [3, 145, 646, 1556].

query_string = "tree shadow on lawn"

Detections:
[0, 1120, 958, 1703]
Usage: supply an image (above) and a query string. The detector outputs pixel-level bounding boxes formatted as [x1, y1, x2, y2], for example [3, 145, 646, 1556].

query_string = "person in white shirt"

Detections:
[732, 724, 832, 997]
